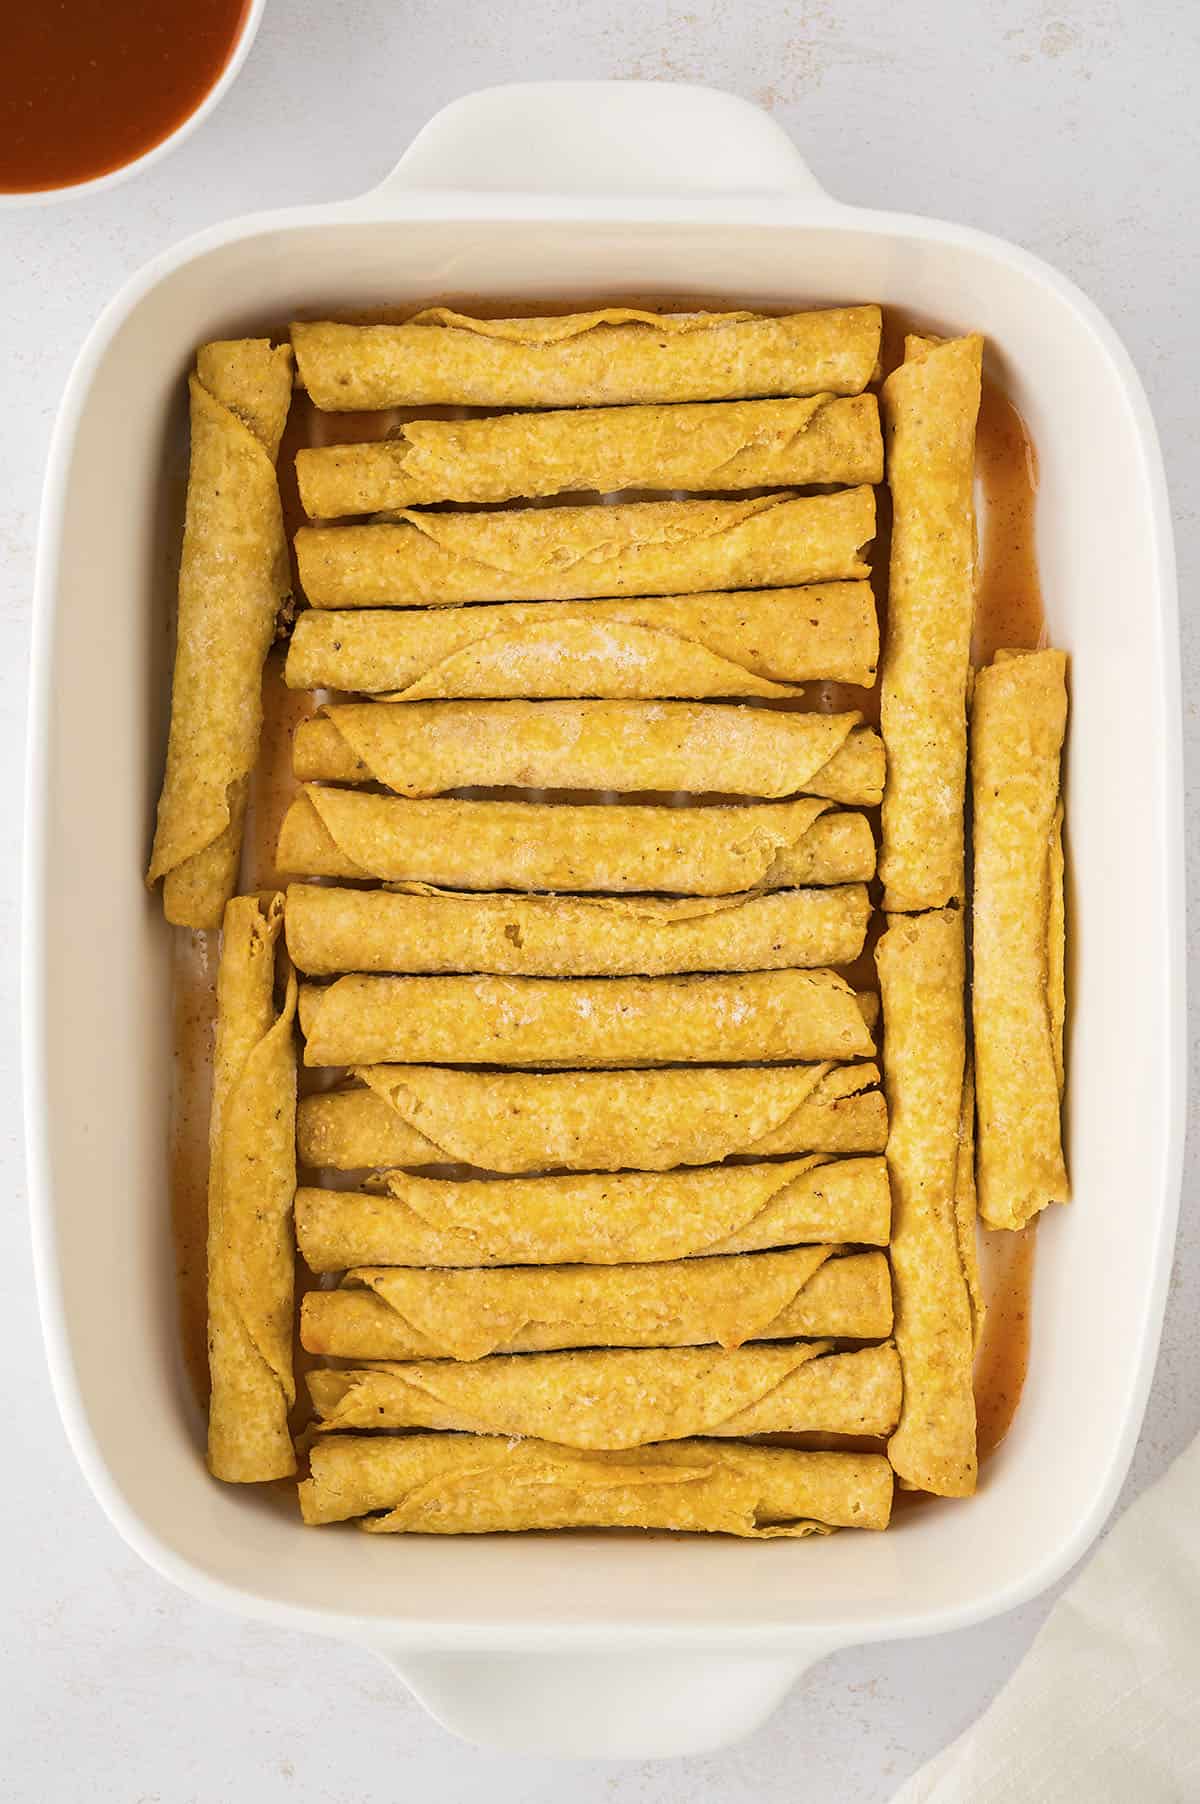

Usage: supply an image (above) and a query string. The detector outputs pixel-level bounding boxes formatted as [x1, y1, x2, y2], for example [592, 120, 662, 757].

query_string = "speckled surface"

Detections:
[4, 1, 1198, 1795]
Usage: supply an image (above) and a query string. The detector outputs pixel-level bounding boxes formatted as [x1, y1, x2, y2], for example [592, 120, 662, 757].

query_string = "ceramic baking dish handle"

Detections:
[371, 80, 832, 202]
[377, 1645, 834, 1758]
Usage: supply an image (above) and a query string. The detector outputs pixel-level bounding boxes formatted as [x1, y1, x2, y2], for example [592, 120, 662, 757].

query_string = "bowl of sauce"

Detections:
[0, 0, 264, 202]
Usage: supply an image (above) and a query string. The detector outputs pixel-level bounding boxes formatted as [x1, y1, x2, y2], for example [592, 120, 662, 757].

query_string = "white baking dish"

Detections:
[25, 82, 1184, 1759]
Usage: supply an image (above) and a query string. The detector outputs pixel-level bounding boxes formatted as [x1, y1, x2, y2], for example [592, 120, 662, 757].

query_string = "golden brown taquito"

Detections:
[972, 648, 1070, 1230]
[307, 1341, 902, 1447]
[295, 1157, 892, 1270]
[283, 882, 870, 978]
[283, 585, 879, 698]
[300, 1248, 894, 1358]
[291, 306, 883, 409]
[296, 1063, 888, 1174]
[206, 893, 298, 1482]
[147, 341, 293, 926]
[296, 969, 877, 1068]
[277, 789, 876, 895]
[296, 394, 883, 512]
[295, 488, 875, 609]
[299, 1435, 894, 1536]
[875, 909, 977, 1497]
[293, 702, 885, 804]
[878, 334, 983, 912]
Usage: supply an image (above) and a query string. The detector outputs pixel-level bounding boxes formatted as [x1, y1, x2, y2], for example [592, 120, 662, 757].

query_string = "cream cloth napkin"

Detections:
[892, 1432, 1200, 1803]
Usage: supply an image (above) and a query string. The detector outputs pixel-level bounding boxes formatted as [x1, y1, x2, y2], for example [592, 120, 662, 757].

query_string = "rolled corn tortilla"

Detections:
[295, 393, 883, 514]
[301, 1248, 893, 1359]
[294, 702, 885, 805]
[295, 1155, 892, 1270]
[297, 969, 876, 1068]
[277, 788, 876, 894]
[875, 909, 977, 1497]
[284, 584, 880, 699]
[306, 1341, 901, 1448]
[298, 1062, 887, 1175]
[972, 648, 1070, 1230]
[284, 882, 870, 978]
[295, 488, 875, 609]
[146, 340, 294, 927]
[878, 334, 983, 913]
[299, 1434, 894, 1536]
[206, 893, 298, 1482]
[291, 306, 884, 411]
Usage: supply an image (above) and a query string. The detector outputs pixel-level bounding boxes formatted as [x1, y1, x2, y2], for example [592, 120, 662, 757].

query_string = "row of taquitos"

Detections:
[186, 303, 1067, 1541]
[183, 305, 904, 1538]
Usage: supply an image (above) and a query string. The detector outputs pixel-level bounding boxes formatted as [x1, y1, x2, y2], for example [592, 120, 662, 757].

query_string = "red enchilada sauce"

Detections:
[0, 0, 249, 193]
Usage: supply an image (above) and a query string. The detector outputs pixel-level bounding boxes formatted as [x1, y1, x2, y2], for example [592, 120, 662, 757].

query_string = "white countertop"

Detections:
[4, 1, 1198, 1796]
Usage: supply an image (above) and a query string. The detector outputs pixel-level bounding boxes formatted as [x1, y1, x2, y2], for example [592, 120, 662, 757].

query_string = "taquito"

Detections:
[297, 1062, 888, 1173]
[206, 893, 298, 1482]
[291, 306, 883, 410]
[293, 701, 885, 804]
[147, 340, 293, 926]
[284, 882, 871, 978]
[875, 909, 977, 1496]
[300, 1435, 894, 1536]
[296, 394, 882, 513]
[277, 789, 876, 894]
[306, 1341, 902, 1447]
[878, 334, 983, 912]
[295, 488, 875, 609]
[972, 648, 1069, 1230]
[297, 969, 877, 1068]
[295, 1156, 892, 1271]
[284, 584, 879, 699]
[301, 1248, 893, 1359]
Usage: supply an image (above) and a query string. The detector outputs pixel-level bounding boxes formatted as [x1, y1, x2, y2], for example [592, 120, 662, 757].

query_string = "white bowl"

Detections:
[0, 0, 265, 207]
[24, 82, 1185, 1758]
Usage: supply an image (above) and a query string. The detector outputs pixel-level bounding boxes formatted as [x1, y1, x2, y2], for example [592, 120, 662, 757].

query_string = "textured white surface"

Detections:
[3, 0, 1198, 1796]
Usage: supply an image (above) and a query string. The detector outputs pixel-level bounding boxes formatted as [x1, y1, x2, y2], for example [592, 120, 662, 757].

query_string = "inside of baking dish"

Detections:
[34, 213, 1176, 1636]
